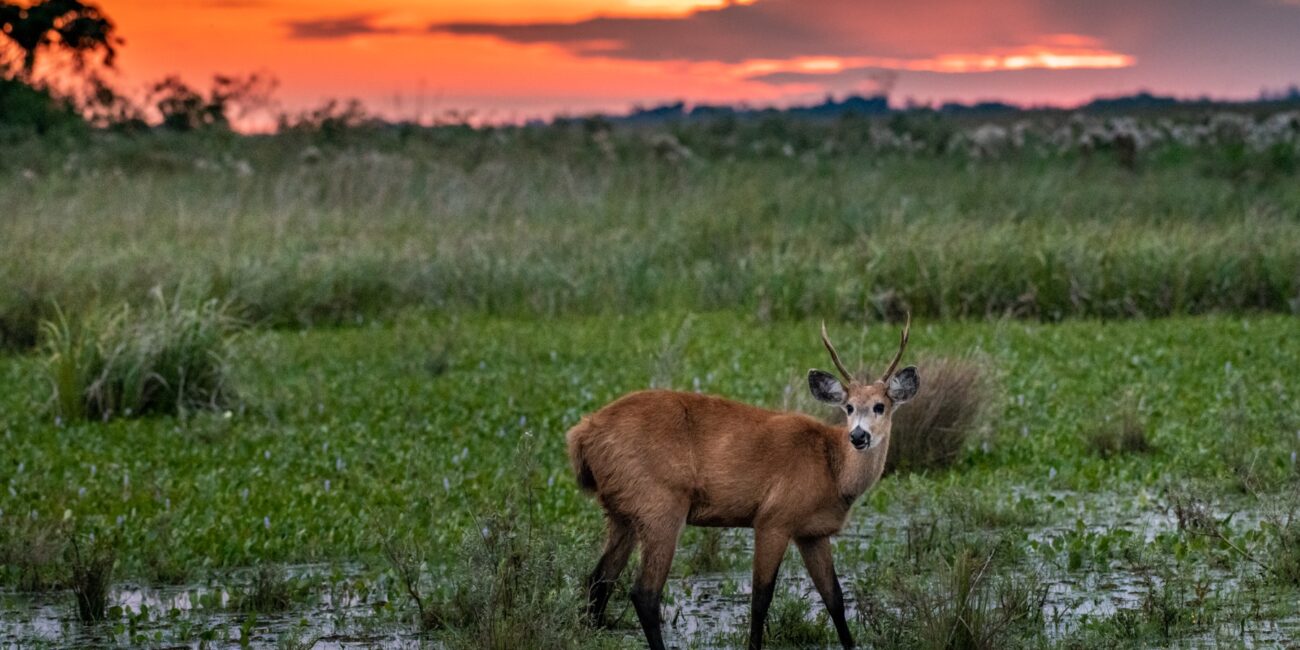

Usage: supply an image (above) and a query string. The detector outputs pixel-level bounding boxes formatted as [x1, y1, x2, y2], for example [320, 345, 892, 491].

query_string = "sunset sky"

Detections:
[62, 0, 1300, 122]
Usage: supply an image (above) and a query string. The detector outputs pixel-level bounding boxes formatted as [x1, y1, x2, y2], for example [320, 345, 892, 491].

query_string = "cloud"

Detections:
[283, 14, 404, 40]
[429, 0, 1078, 64]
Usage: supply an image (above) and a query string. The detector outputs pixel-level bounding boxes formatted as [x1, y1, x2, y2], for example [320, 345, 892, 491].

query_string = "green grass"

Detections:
[2, 314, 1297, 597]
[2, 133, 1298, 349]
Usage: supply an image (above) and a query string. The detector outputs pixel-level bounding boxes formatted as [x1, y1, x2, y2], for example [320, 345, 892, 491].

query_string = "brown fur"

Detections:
[568, 381, 903, 650]
[567, 387, 895, 536]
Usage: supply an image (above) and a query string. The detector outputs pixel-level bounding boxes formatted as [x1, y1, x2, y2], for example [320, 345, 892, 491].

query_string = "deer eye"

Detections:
[873, 403, 885, 415]
[844, 404, 854, 414]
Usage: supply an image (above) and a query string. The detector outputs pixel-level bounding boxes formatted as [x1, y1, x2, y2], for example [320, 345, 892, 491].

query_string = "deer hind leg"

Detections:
[749, 526, 791, 650]
[585, 513, 637, 627]
[796, 535, 854, 649]
[629, 507, 686, 650]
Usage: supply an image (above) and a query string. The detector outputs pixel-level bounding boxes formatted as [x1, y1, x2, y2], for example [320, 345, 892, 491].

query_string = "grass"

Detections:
[40, 295, 238, 421]
[1, 313, 1298, 646]
[68, 534, 117, 623]
[1082, 399, 1152, 459]
[1, 130, 1298, 350]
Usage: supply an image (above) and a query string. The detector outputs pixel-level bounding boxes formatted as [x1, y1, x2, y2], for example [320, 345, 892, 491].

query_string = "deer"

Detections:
[565, 316, 919, 650]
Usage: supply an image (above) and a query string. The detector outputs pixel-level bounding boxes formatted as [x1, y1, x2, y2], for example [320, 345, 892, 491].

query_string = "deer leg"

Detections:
[585, 514, 637, 627]
[749, 527, 791, 650]
[796, 536, 854, 649]
[630, 514, 684, 650]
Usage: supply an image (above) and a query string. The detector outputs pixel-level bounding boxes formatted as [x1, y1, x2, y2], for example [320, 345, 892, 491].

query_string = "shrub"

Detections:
[886, 358, 990, 474]
[41, 296, 238, 422]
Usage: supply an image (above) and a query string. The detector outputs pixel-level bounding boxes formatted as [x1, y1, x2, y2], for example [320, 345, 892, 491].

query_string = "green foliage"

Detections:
[0, 77, 84, 140]
[40, 296, 238, 421]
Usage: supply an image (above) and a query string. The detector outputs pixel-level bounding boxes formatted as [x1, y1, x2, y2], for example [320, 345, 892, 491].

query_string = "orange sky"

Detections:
[42, 0, 1300, 123]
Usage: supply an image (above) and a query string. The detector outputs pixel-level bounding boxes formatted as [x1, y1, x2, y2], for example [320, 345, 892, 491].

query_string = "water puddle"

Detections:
[3, 492, 1297, 648]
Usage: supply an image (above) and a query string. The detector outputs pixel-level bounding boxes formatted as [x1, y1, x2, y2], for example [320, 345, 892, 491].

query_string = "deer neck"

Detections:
[837, 434, 890, 502]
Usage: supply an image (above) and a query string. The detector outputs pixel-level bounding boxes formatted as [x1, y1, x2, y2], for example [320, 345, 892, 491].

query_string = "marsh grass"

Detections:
[68, 534, 117, 623]
[856, 550, 1048, 650]
[40, 295, 238, 421]
[0, 519, 67, 591]
[384, 435, 610, 649]
[2, 137, 1299, 352]
[887, 358, 991, 474]
[764, 588, 838, 647]
[229, 564, 296, 613]
[1083, 399, 1153, 459]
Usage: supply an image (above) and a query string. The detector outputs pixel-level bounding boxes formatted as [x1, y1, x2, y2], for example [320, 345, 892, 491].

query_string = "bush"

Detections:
[0, 77, 84, 140]
[41, 295, 238, 422]
[886, 358, 990, 474]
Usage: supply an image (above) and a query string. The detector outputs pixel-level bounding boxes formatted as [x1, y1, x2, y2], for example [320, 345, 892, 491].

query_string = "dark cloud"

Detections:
[430, 0, 1056, 63]
[284, 14, 403, 40]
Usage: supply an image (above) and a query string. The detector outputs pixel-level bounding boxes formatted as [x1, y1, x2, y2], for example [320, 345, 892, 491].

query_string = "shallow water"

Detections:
[3, 493, 1297, 648]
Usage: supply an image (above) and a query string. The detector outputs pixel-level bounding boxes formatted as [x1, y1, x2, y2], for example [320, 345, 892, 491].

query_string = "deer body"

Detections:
[569, 390, 887, 535]
[569, 319, 918, 650]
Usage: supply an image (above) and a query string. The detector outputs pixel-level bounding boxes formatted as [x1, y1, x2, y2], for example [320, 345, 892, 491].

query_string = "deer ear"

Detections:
[808, 369, 847, 404]
[887, 366, 920, 405]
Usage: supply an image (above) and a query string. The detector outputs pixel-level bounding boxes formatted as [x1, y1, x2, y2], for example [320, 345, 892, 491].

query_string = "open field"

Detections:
[2, 111, 1300, 647]
[3, 123, 1300, 349]
[3, 313, 1299, 647]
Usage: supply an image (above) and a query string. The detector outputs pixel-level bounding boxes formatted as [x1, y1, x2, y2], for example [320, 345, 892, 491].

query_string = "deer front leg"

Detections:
[749, 527, 791, 650]
[796, 535, 854, 649]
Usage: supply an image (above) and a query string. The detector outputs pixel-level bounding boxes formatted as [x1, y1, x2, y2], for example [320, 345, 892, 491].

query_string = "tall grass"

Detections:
[1, 129, 1297, 349]
[41, 295, 237, 421]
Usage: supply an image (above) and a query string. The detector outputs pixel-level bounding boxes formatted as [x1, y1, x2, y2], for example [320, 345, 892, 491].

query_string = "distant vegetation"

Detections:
[2, 105, 1298, 349]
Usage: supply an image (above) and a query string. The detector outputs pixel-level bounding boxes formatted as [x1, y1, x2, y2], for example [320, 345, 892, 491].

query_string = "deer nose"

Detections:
[849, 427, 871, 450]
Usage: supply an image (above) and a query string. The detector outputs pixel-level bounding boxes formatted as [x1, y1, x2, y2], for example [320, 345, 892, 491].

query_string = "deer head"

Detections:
[808, 314, 919, 451]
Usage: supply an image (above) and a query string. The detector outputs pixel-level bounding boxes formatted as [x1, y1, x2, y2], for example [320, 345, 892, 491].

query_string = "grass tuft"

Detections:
[230, 564, 296, 613]
[886, 358, 990, 474]
[40, 295, 238, 422]
[857, 550, 1047, 650]
[1083, 400, 1153, 459]
[67, 534, 116, 623]
[764, 588, 838, 647]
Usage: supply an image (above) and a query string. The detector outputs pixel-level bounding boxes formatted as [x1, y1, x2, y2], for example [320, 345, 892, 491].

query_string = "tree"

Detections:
[0, 0, 120, 80]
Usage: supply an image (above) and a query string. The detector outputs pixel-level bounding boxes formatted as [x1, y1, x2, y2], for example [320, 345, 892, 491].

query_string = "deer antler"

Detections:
[879, 311, 911, 383]
[820, 321, 854, 385]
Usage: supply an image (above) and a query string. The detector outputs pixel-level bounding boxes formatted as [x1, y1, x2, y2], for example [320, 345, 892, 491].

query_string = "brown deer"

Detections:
[566, 316, 918, 650]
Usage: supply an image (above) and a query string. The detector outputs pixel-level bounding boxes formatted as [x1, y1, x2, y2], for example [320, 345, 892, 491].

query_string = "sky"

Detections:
[40, 0, 1300, 123]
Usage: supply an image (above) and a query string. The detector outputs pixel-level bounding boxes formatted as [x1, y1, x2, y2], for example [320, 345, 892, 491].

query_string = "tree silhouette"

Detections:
[0, 0, 120, 80]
